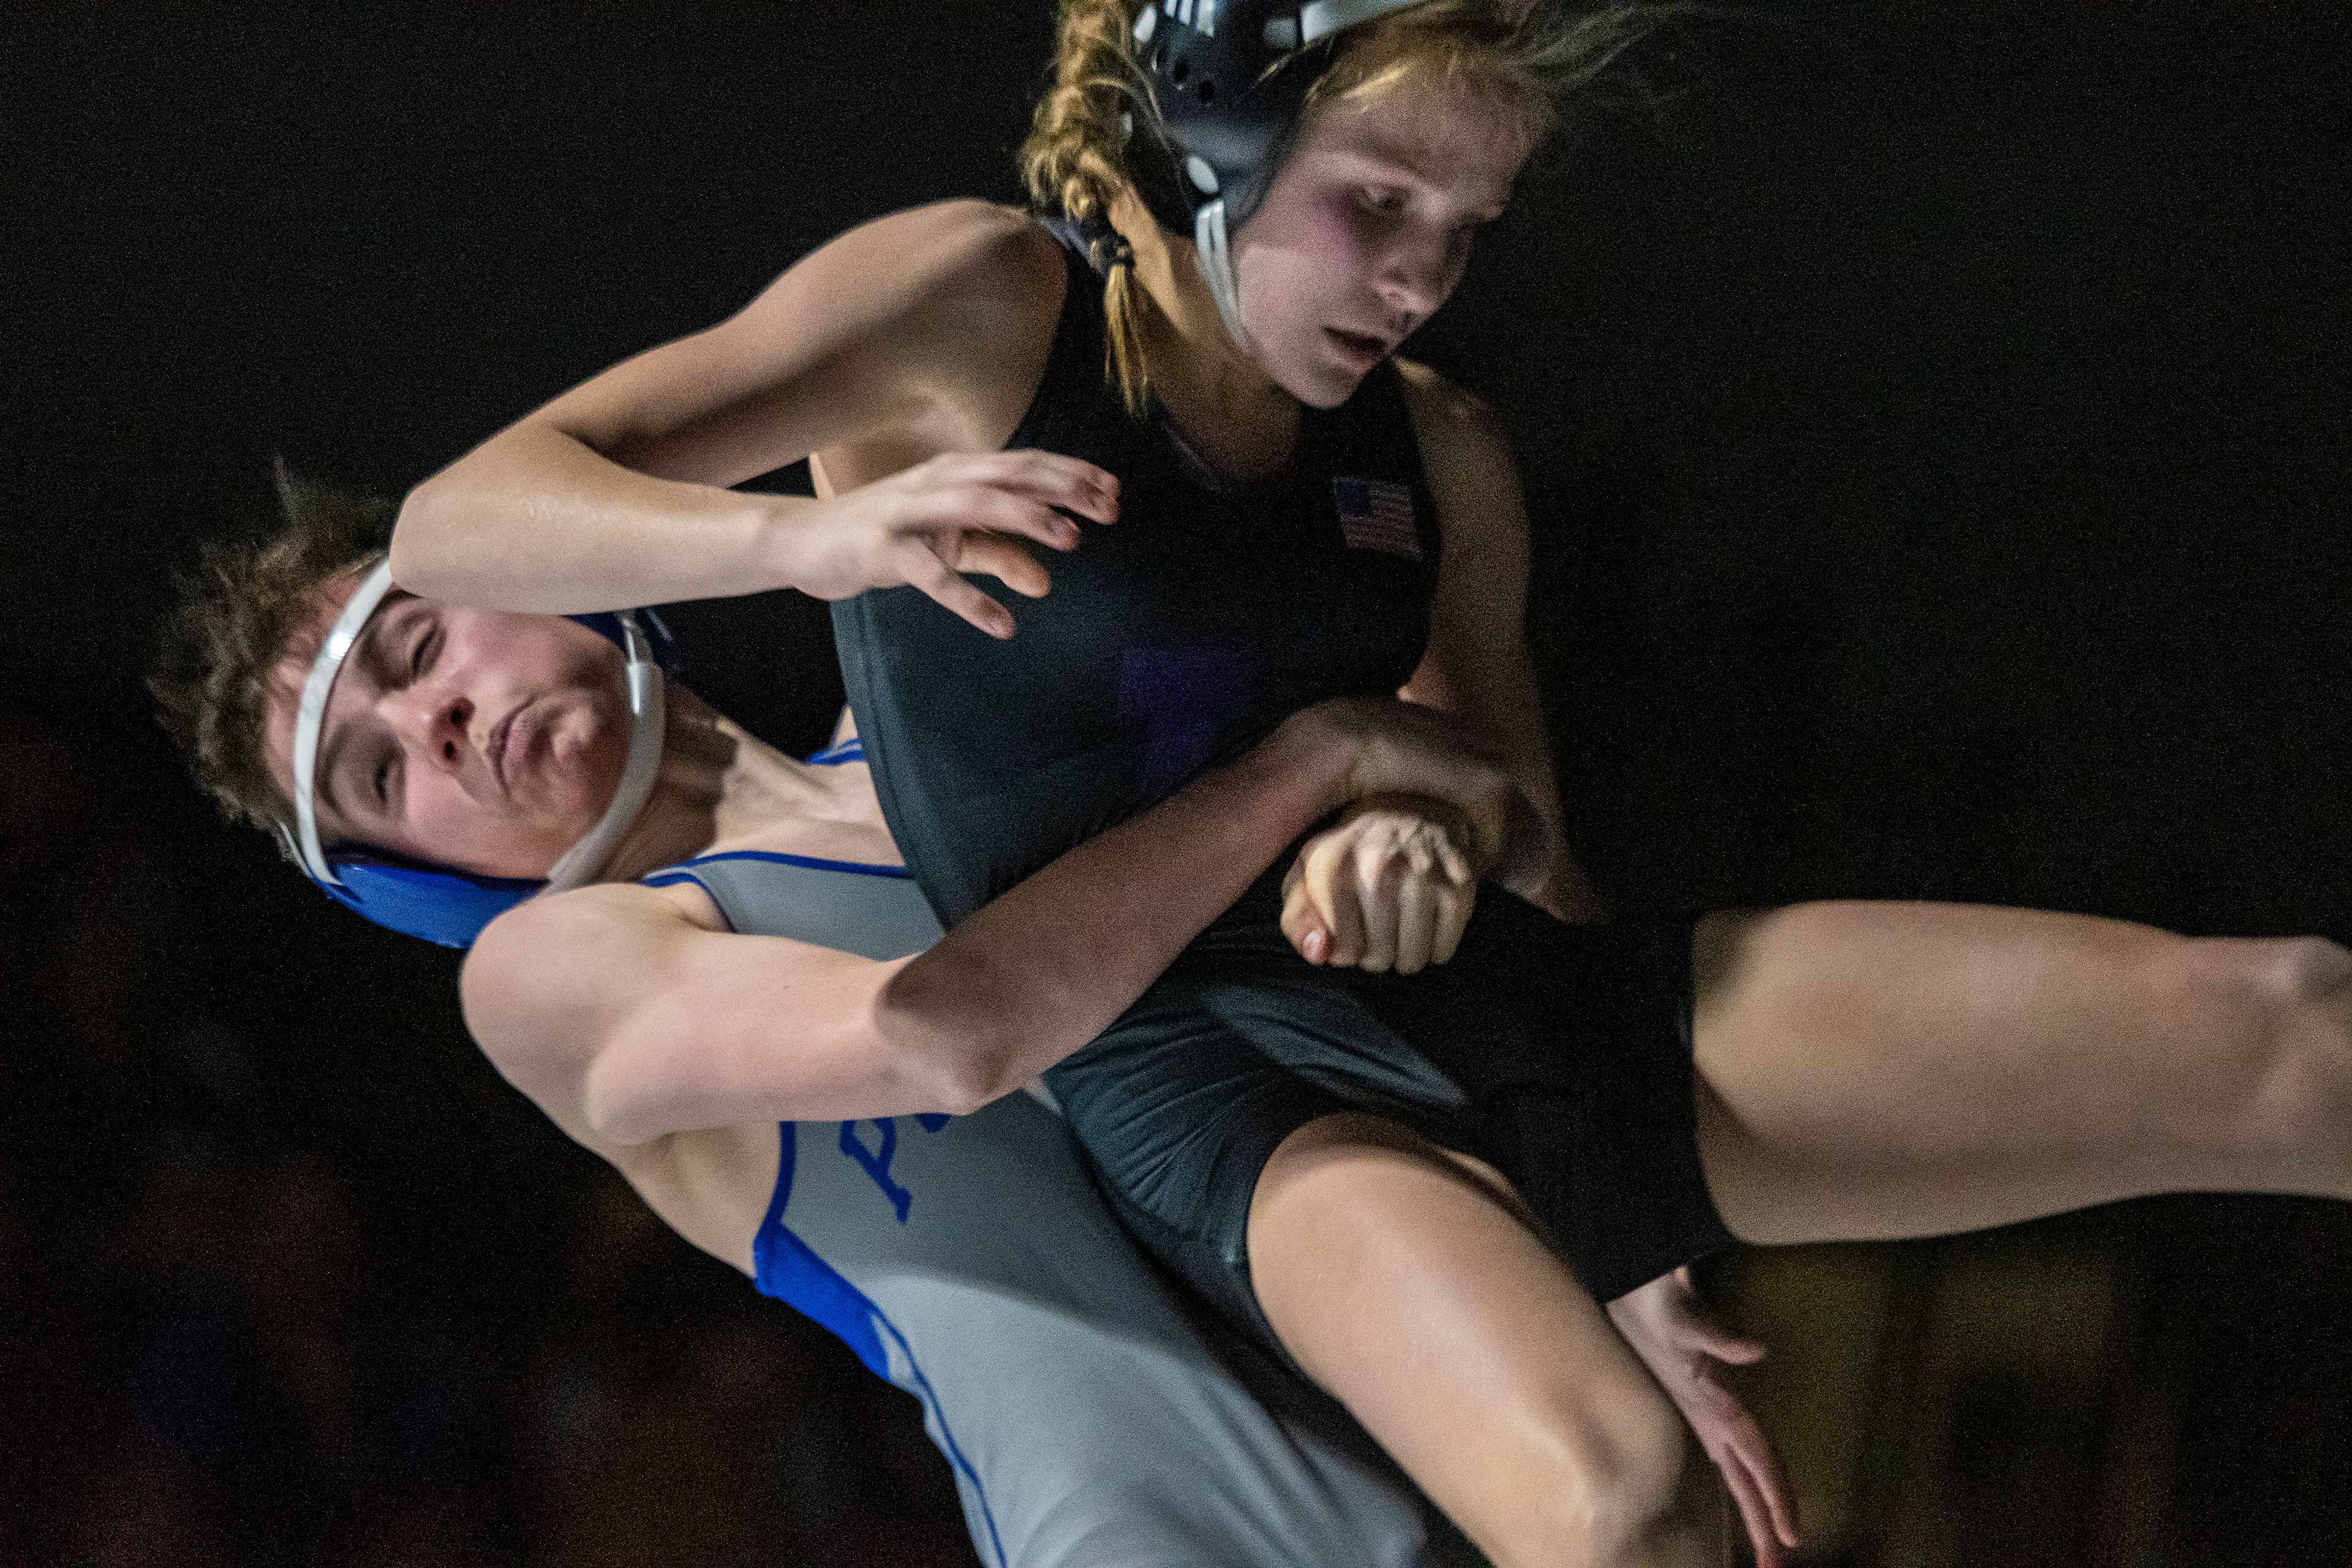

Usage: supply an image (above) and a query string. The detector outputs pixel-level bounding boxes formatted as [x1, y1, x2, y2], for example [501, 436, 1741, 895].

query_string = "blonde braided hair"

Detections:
[1020, 0, 1159, 416]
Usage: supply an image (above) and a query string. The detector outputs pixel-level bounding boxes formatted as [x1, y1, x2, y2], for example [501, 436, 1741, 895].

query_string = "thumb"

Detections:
[1280, 880, 1332, 965]
[1681, 1317, 1768, 1365]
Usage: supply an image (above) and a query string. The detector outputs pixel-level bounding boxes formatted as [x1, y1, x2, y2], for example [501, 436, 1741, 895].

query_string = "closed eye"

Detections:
[409, 617, 441, 681]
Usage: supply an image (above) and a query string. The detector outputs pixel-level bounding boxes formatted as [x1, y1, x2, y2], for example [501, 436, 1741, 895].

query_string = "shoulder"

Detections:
[1393, 357, 1511, 467]
[458, 880, 714, 1073]
[761, 200, 1066, 342]
[1391, 358, 1526, 549]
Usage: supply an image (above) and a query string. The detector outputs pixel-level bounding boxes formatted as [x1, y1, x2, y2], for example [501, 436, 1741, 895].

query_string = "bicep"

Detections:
[520, 201, 1045, 488]
[462, 888, 941, 1149]
[1396, 363, 1552, 788]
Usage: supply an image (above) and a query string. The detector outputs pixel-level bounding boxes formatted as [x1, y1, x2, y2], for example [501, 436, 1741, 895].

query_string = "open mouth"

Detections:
[1326, 328, 1389, 363]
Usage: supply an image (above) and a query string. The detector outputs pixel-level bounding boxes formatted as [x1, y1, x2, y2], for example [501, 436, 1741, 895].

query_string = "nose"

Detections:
[382, 682, 476, 775]
[1375, 232, 1455, 323]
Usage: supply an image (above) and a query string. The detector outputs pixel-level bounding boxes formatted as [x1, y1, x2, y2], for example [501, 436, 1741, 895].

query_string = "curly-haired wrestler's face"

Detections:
[263, 579, 631, 879]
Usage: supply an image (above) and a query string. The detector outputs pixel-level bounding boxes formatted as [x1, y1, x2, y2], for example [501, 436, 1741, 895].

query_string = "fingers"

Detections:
[1392, 846, 1436, 974]
[1671, 1307, 1768, 1366]
[916, 483, 1084, 554]
[1297, 812, 1474, 973]
[1719, 1453, 1785, 1568]
[933, 450, 1120, 526]
[950, 533, 1054, 598]
[1349, 828, 1403, 972]
[900, 546, 1015, 639]
[1299, 832, 1367, 968]
[1428, 874, 1474, 967]
[1688, 1376, 1799, 1564]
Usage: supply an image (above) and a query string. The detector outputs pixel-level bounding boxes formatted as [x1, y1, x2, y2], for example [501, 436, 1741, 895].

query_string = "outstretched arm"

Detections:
[391, 201, 1110, 637]
[466, 695, 1523, 1149]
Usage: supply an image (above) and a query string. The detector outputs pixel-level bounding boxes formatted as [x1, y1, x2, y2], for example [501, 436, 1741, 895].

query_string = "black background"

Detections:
[3, 3, 2347, 1562]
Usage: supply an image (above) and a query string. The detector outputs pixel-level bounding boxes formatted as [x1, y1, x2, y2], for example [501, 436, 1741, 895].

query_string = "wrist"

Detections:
[1264, 708, 1360, 815]
[748, 492, 823, 594]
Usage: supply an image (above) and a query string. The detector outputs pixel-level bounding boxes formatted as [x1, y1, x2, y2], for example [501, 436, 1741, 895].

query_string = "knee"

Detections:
[1488, 1400, 1697, 1568]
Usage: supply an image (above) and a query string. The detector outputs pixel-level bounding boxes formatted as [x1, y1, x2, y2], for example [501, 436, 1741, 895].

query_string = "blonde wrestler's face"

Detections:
[1230, 72, 1539, 407]
[264, 578, 632, 879]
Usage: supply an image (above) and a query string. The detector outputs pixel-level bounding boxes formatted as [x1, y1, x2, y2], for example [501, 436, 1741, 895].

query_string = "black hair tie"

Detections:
[1084, 221, 1135, 277]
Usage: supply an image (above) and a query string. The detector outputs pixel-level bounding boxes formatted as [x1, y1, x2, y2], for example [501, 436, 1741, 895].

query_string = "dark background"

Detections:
[3, 3, 2346, 1562]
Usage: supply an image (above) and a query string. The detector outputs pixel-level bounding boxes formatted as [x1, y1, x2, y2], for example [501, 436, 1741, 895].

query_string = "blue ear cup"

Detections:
[316, 854, 548, 949]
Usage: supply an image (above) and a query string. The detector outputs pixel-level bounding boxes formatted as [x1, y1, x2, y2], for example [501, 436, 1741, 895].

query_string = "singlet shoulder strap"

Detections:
[1004, 217, 1117, 458]
[643, 850, 941, 961]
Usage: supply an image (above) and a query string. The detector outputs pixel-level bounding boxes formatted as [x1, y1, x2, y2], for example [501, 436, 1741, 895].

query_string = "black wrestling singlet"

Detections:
[836, 226, 1443, 933]
[834, 222, 1731, 1350]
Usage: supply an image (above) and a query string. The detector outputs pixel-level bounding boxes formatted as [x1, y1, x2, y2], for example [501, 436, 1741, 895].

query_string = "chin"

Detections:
[1269, 350, 1363, 410]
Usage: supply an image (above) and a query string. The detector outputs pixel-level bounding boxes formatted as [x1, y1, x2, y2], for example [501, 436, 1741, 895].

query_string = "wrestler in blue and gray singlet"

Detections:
[643, 804, 1435, 1568]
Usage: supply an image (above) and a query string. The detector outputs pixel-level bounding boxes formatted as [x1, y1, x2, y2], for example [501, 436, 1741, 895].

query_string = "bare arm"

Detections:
[1395, 360, 1602, 922]
[464, 700, 1517, 1150]
[391, 201, 1111, 630]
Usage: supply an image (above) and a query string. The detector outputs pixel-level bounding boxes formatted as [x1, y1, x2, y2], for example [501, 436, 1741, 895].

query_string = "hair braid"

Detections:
[1020, 0, 1160, 416]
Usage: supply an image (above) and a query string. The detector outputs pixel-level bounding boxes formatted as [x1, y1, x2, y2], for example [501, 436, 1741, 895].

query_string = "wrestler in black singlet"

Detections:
[835, 222, 1733, 1349]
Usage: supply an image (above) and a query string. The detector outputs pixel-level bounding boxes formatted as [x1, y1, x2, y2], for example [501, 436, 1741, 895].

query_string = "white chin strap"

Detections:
[284, 557, 665, 893]
[1194, 199, 1250, 349]
[541, 614, 664, 892]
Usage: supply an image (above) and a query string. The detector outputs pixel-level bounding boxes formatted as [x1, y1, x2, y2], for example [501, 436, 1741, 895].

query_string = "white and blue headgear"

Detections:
[1127, 0, 1441, 344]
[280, 559, 679, 948]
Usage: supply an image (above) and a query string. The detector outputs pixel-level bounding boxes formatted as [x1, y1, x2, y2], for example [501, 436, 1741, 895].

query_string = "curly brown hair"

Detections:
[1017, 0, 1669, 413]
[149, 468, 391, 847]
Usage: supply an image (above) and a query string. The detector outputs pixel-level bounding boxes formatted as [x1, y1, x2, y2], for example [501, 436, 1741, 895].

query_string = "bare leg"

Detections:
[1691, 902, 2352, 1245]
[1248, 1113, 1724, 1568]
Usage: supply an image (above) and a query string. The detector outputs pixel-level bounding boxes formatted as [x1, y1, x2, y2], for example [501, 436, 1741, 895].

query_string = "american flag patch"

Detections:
[1332, 475, 1422, 563]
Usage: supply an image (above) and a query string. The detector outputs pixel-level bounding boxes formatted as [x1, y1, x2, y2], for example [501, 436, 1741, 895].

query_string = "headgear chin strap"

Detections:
[281, 558, 675, 948]
[1128, 0, 1438, 346]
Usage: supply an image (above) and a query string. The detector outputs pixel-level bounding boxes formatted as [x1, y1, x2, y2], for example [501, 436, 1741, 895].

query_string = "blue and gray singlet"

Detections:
[643, 797, 1436, 1568]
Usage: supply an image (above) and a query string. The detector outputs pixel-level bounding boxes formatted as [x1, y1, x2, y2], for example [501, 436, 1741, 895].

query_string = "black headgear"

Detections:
[1128, 0, 1439, 342]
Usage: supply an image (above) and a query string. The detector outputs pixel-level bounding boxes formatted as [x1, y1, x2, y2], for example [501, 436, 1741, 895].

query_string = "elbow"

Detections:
[388, 480, 454, 598]
[385, 465, 482, 601]
[575, 1035, 669, 1150]
[872, 958, 1017, 1116]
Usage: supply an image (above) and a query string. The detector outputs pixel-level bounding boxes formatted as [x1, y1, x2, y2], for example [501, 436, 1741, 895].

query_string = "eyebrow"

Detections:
[313, 606, 404, 834]
[1329, 146, 1510, 216]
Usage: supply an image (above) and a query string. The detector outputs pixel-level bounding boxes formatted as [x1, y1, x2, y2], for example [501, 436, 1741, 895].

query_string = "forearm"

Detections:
[878, 715, 1351, 1100]
[1494, 745, 1600, 922]
[391, 420, 806, 612]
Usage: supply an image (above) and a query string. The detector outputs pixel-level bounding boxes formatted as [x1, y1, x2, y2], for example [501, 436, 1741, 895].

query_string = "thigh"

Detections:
[1691, 900, 2326, 1244]
[1246, 1112, 1717, 1568]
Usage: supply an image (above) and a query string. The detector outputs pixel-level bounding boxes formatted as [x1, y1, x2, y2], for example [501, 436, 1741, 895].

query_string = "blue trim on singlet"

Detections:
[643, 849, 913, 888]
[753, 1122, 1009, 1568]
[807, 737, 865, 766]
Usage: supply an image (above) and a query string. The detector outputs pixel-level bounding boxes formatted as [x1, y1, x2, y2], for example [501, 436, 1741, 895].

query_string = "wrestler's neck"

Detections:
[595, 685, 893, 883]
[1109, 189, 1300, 483]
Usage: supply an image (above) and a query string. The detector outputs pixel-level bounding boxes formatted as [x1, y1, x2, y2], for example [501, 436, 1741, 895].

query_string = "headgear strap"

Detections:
[281, 559, 665, 899]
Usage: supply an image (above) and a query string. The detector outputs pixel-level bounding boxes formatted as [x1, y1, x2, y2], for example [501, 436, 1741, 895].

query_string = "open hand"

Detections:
[1609, 1267, 1800, 1567]
[792, 450, 1118, 637]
